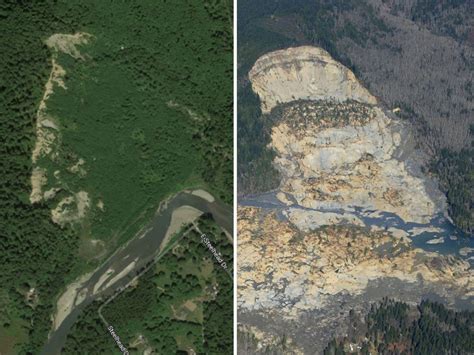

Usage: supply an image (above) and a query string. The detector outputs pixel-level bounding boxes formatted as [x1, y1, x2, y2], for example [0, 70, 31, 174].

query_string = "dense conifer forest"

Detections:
[324, 299, 474, 355]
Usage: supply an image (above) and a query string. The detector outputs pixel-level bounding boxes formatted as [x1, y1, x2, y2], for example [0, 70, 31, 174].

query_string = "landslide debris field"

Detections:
[237, 0, 473, 235]
[236, 11, 473, 352]
[0, 1, 232, 353]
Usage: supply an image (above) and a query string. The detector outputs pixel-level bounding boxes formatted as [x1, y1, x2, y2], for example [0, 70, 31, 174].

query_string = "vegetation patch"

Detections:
[324, 298, 474, 354]
[431, 146, 474, 235]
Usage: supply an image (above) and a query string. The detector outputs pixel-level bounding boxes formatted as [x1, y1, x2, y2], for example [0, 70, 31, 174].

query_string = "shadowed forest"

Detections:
[324, 299, 474, 355]
[238, 299, 474, 354]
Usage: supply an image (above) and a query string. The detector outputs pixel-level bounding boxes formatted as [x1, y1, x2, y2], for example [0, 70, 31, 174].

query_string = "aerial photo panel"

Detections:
[0, 0, 473, 354]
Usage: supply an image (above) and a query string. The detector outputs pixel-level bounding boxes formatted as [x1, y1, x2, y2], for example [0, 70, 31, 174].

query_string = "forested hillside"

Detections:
[237, 0, 473, 234]
[0, 1, 232, 352]
[324, 299, 474, 354]
[0, 3, 77, 352]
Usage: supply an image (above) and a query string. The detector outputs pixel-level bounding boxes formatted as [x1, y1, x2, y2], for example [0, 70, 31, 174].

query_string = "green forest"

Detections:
[0, 1, 232, 353]
[324, 298, 474, 355]
[431, 145, 474, 234]
[63, 215, 233, 354]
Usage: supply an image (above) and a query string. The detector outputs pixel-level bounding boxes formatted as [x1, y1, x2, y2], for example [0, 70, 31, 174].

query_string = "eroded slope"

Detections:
[238, 46, 473, 353]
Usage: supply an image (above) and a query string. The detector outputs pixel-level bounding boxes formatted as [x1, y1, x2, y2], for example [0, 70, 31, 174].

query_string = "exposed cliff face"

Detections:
[249, 46, 377, 114]
[250, 46, 445, 225]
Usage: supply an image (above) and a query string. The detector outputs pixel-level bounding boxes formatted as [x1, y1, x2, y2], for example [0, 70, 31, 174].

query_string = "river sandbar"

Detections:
[160, 205, 203, 251]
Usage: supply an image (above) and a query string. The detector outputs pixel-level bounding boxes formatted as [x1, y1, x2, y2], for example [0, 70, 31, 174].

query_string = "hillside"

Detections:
[0, 1, 232, 352]
[237, 44, 473, 354]
[237, 0, 473, 234]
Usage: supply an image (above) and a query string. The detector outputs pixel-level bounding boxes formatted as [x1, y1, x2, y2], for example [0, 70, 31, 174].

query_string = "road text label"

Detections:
[201, 234, 228, 269]
[107, 325, 129, 355]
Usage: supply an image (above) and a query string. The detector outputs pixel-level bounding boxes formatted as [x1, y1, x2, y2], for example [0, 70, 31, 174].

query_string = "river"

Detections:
[41, 190, 232, 355]
[239, 191, 474, 265]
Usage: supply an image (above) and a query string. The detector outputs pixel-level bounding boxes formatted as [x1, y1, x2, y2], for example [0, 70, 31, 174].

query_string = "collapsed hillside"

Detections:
[237, 46, 473, 353]
[249, 46, 445, 225]
[237, 0, 474, 234]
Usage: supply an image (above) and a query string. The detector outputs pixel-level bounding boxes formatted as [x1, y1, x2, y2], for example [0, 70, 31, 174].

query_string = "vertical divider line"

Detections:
[233, 0, 238, 353]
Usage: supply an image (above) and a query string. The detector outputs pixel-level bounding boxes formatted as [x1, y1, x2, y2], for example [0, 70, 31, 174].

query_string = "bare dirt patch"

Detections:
[30, 32, 93, 228]
[191, 189, 215, 202]
[52, 271, 94, 331]
[51, 191, 90, 226]
[45, 32, 92, 60]
[30, 167, 47, 203]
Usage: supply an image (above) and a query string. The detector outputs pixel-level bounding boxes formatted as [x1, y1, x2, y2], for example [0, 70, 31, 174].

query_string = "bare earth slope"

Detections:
[238, 46, 473, 354]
